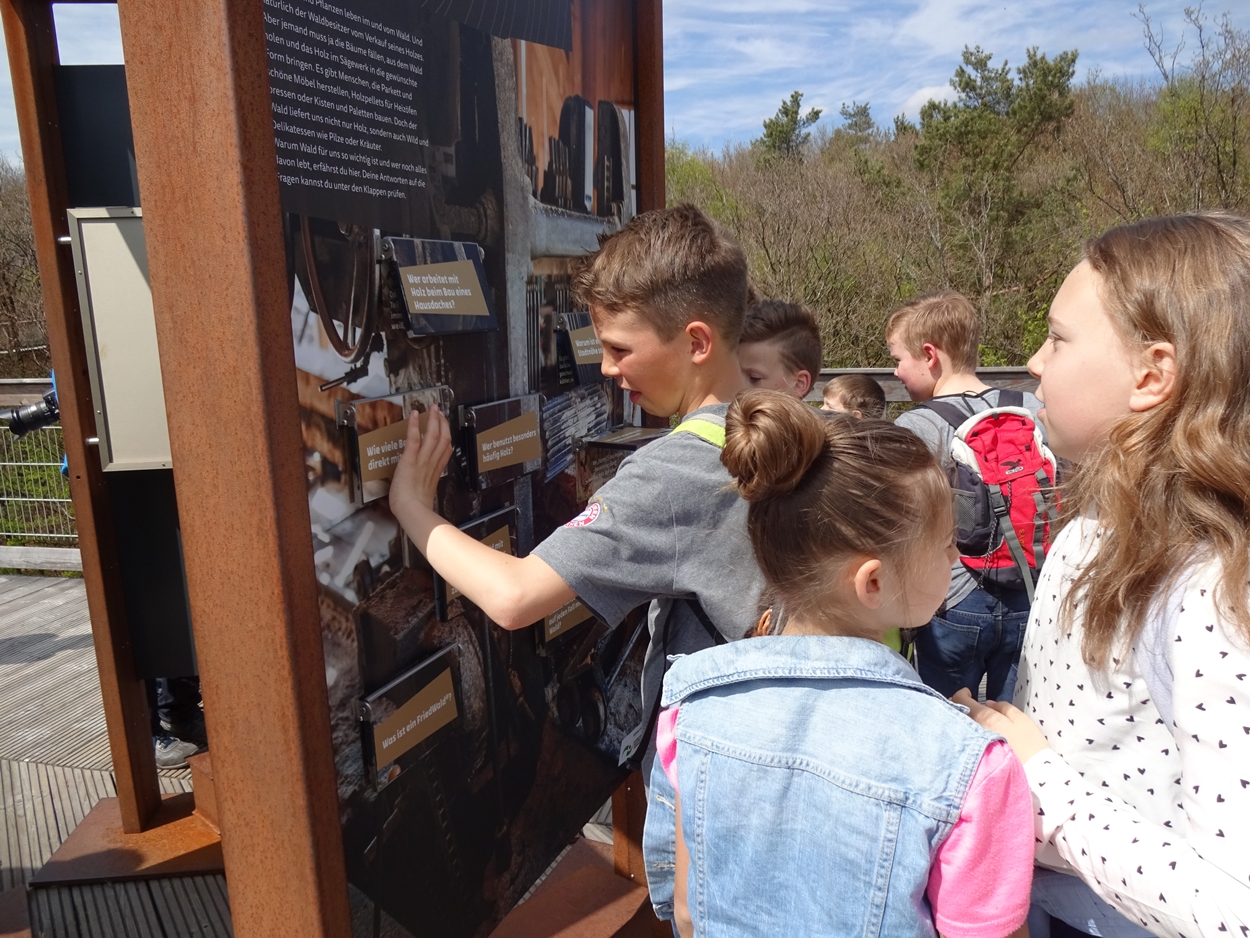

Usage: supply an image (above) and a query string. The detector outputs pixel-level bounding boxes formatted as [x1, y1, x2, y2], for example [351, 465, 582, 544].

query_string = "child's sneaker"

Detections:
[154, 732, 200, 769]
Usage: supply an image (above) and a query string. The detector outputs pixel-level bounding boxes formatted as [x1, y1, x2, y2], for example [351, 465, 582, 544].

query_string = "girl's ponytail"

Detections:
[722, 389, 949, 623]
[723, 391, 826, 501]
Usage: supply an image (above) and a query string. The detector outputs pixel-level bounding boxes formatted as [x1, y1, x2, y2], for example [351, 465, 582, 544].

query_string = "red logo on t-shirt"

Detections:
[565, 502, 602, 528]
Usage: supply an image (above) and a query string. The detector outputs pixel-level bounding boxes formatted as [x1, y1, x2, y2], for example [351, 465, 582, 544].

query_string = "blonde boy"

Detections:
[886, 291, 1043, 703]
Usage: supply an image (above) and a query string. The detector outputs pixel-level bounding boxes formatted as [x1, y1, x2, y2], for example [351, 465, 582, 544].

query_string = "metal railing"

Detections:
[0, 424, 77, 546]
[803, 366, 1038, 404]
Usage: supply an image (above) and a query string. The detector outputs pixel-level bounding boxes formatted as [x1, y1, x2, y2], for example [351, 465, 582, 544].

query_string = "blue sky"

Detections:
[2, 2, 1249, 160]
[665, 0, 1250, 147]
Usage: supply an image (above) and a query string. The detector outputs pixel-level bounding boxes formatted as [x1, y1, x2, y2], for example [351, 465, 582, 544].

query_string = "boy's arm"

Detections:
[389, 407, 575, 630]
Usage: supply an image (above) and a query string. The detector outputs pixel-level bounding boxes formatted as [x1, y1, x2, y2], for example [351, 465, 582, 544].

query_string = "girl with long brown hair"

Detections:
[960, 214, 1250, 936]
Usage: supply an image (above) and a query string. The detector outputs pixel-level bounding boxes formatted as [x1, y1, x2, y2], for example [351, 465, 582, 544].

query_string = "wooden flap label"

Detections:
[544, 598, 593, 641]
[569, 324, 603, 364]
[372, 668, 457, 770]
[476, 410, 541, 471]
[398, 259, 491, 317]
[359, 417, 411, 484]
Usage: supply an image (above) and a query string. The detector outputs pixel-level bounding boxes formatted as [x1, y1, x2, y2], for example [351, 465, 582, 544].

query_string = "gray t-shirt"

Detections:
[895, 388, 1045, 608]
[532, 404, 763, 766]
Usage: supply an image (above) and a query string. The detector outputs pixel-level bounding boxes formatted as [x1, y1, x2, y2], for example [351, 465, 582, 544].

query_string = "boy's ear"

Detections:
[921, 343, 942, 372]
[685, 321, 715, 364]
[1129, 341, 1177, 412]
[793, 370, 813, 397]
[852, 558, 884, 610]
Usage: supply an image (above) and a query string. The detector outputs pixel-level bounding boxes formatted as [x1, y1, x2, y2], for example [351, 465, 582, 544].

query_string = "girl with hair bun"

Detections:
[960, 214, 1250, 937]
[642, 389, 1033, 938]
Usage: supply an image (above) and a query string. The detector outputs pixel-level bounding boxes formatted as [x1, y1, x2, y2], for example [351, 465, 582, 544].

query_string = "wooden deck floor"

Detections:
[0, 575, 228, 937]
[0, 575, 621, 938]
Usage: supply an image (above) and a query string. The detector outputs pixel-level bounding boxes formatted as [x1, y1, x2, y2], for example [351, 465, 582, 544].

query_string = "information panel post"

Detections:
[116, 0, 666, 935]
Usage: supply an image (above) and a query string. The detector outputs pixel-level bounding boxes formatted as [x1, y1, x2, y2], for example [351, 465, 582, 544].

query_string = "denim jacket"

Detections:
[642, 635, 999, 936]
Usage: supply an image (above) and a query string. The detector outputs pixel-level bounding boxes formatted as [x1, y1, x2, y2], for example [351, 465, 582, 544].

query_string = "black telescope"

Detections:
[2, 386, 59, 438]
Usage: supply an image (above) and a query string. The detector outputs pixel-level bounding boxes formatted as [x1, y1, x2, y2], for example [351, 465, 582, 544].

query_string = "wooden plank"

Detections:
[0, 759, 111, 889]
[0, 576, 125, 773]
[0, 593, 89, 638]
[0, 647, 110, 770]
[0, 760, 30, 893]
[0, 548, 82, 573]
[0, 576, 68, 608]
[126, 882, 165, 938]
[0, 574, 58, 598]
[0, 588, 89, 632]
[0, 594, 89, 636]
[89, 883, 125, 938]
[210, 879, 236, 937]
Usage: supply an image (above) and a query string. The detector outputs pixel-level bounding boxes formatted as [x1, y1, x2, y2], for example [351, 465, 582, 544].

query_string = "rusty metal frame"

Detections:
[0, 0, 162, 835]
[110, 0, 353, 934]
[635, 0, 665, 215]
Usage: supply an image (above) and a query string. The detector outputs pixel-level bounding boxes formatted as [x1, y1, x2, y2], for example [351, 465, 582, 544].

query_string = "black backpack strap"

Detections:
[918, 400, 967, 429]
[686, 596, 729, 647]
[623, 610, 671, 770]
[998, 388, 1024, 408]
[620, 598, 726, 770]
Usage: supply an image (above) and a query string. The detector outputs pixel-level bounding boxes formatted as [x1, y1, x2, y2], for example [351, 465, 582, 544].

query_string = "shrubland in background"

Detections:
[668, 8, 1250, 366]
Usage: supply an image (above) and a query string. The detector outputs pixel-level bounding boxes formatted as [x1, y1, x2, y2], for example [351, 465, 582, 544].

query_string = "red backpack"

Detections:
[921, 390, 1058, 601]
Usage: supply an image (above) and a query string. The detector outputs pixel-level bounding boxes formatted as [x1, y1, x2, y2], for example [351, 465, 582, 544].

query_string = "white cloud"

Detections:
[894, 0, 1028, 57]
[900, 83, 957, 119]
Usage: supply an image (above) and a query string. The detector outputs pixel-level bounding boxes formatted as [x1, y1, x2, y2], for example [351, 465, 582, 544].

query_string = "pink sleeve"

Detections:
[655, 706, 679, 789]
[926, 739, 1034, 938]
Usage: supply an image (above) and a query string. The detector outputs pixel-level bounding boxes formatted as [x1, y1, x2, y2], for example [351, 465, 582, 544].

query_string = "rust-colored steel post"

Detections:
[619, 2, 671, 895]
[114, 0, 352, 935]
[635, 0, 665, 214]
[634, 0, 671, 430]
[0, 0, 162, 833]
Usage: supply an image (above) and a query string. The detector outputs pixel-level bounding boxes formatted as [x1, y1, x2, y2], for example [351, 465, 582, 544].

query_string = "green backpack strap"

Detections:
[671, 417, 726, 448]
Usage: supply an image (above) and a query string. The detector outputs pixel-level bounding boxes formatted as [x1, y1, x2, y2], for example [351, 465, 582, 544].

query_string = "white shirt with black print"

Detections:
[1015, 514, 1250, 937]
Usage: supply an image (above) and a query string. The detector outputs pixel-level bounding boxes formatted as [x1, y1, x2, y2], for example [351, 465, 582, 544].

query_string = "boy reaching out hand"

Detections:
[388, 204, 764, 772]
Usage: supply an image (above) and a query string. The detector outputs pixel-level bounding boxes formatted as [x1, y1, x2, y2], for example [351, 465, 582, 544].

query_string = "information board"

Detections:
[267, 3, 647, 935]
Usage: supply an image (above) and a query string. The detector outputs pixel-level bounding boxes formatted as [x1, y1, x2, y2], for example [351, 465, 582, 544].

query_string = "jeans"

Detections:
[913, 585, 1030, 702]
[147, 676, 201, 732]
[1026, 868, 1154, 937]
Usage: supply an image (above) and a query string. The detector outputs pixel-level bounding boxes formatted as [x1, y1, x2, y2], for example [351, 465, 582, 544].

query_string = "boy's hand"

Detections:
[951, 688, 1051, 764]
[390, 405, 453, 516]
